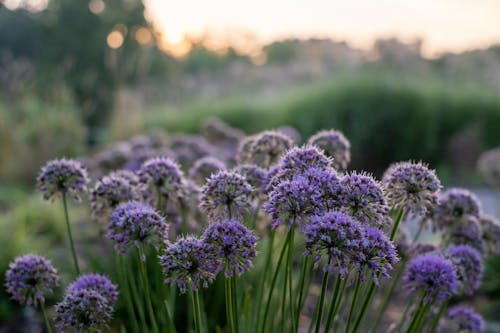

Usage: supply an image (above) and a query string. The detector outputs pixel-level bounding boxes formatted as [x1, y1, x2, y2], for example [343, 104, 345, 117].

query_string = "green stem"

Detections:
[137, 248, 159, 333]
[116, 255, 140, 333]
[226, 277, 237, 333]
[314, 269, 330, 333]
[62, 193, 80, 275]
[256, 231, 275, 328]
[180, 203, 188, 236]
[404, 294, 425, 333]
[280, 253, 288, 333]
[394, 296, 413, 333]
[323, 274, 342, 333]
[294, 256, 311, 331]
[345, 273, 362, 333]
[40, 302, 53, 333]
[428, 301, 447, 333]
[231, 274, 239, 332]
[192, 291, 202, 333]
[413, 222, 424, 243]
[164, 300, 178, 333]
[350, 279, 376, 333]
[390, 207, 405, 241]
[411, 302, 431, 333]
[287, 228, 297, 333]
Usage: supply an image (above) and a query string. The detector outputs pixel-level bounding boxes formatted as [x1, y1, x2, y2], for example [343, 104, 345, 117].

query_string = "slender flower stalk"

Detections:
[323, 274, 346, 333]
[345, 273, 362, 333]
[428, 301, 447, 333]
[192, 291, 203, 333]
[40, 301, 53, 333]
[314, 268, 330, 333]
[63, 193, 80, 275]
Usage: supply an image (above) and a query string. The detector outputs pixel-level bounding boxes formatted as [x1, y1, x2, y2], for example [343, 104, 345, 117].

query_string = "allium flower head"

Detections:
[5, 254, 59, 307]
[189, 157, 226, 186]
[248, 131, 293, 168]
[382, 161, 441, 217]
[304, 212, 365, 278]
[170, 135, 214, 169]
[37, 158, 89, 201]
[277, 126, 301, 144]
[274, 146, 332, 182]
[307, 130, 351, 170]
[434, 188, 481, 230]
[338, 172, 389, 227]
[237, 135, 258, 164]
[444, 245, 483, 295]
[410, 243, 439, 257]
[448, 306, 484, 333]
[234, 164, 269, 195]
[200, 171, 253, 220]
[479, 215, 500, 256]
[106, 201, 168, 256]
[448, 216, 486, 254]
[160, 237, 221, 293]
[405, 253, 458, 304]
[139, 156, 184, 198]
[477, 147, 500, 187]
[67, 274, 118, 304]
[55, 289, 113, 333]
[202, 219, 257, 277]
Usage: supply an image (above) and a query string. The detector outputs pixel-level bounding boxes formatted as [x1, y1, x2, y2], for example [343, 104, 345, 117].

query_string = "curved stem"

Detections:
[314, 269, 330, 333]
[192, 291, 202, 333]
[40, 302, 53, 333]
[345, 273, 362, 333]
[62, 193, 80, 275]
[390, 207, 405, 241]
[137, 248, 159, 333]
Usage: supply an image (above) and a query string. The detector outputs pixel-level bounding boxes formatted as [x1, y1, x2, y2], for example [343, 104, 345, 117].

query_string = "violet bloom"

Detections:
[67, 274, 118, 304]
[307, 130, 351, 170]
[106, 201, 168, 257]
[234, 164, 269, 196]
[382, 161, 441, 217]
[37, 158, 89, 201]
[170, 135, 215, 169]
[444, 245, 484, 295]
[434, 188, 481, 230]
[448, 216, 486, 254]
[202, 219, 257, 277]
[55, 289, 113, 333]
[303, 212, 365, 278]
[410, 243, 439, 257]
[139, 156, 184, 199]
[479, 215, 500, 256]
[237, 135, 258, 165]
[338, 172, 390, 227]
[277, 126, 301, 144]
[5, 254, 59, 307]
[448, 306, 484, 333]
[405, 253, 458, 304]
[159, 237, 221, 293]
[248, 130, 293, 168]
[272, 146, 332, 183]
[189, 157, 226, 186]
[200, 171, 253, 220]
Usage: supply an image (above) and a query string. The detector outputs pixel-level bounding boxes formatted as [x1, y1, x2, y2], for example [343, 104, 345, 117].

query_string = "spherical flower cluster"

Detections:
[159, 237, 221, 293]
[304, 212, 365, 278]
[444, 245, 483, 295]
[382, 161, 441, 217]
[67, 274, 118, 304]
[247, 131, 293, 168]
[202, 219, 257, 277]
[189, 157, 226, 186]
[274, 146, 332, 181]
[410, 243, 439, 257]
[405, 253, 458, 304]
[448, 306, 484, 333]
[307, 130, 351, 170]
[106, 202, 168, 256]
[434, 188, 481, 230]
[300, 167, 342, 211]
[139, 156, 184, 199]
[55, 289, 113, 332]
[338, 172, 389, 227]
[448, 216, 485, 254]
[479, 215, 500, 256]
[234, 164, 269, 195]
[90, 170, 143, 221]
[277, 126, 301, 144]
[37, 159, 89, 201]
[170, 135, 214, 169]
[237, 135, 258, 164]
[200, 171, 253, 220]
[5, 254, 59, 307]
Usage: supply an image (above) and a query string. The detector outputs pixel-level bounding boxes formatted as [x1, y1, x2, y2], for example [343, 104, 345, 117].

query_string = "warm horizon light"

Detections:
[145, 0, 500, 57]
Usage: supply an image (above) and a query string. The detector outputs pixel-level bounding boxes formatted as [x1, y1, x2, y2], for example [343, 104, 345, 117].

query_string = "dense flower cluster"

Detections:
[159, 237, 221, 293]
[448, 306, 484, 333]
[273, 146, 332, 181]
[307, 130, 351, 170]
[448, 216, 485, 254]
[139, 156, 184, 199]
[5, 254, 59, 307]
[479, 215, 500, 255]
[434, 188, 481, 229]
[37, 159, 89, 201]
[189, 157, 226, 186]
[405, 253, 458, 304]
[202, 219, 257, 277]
[237, 135, 258, 164]
[247, 131, 293, 168]
[169, 135, 215, 169]
[106, 202, 168, 256]
[382, 161, 441, 217]
[200, 171, 253, 220]
[67, 274, 118, 304]
[444, 245, 483, 295]
[233, 164, 269, 195]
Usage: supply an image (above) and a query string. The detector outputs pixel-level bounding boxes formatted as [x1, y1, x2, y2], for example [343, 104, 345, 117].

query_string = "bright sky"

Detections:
[145, 0, 500, 57]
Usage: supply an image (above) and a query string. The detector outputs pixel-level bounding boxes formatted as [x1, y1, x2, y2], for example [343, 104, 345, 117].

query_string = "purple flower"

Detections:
[307, 130, 351, 170]
[304, 212, 365, 278]
[200, 171, 253, 220]
[5, 254, 59, 307]
[37, 159, 89, 201]
[479, 215, 500, 256]
[382, 161, 441, 217]
[434, 188, 481, 230]
[410, 243, 439, 257]
[106, 202, 168, 256]
[202, 219, 257, 277]
[159, 237, 221, 293]
[169, 135, 215, 169]
[139, 156, 184, 199]
[444, 245, 483, 295]
[272, 146, 332, 183]
[448, 306, 484, 333]
[233, 164, 269, 195]
[405, 253, 458, 304]
[338, 172, 390, 227]
[189, 157, 226, 186]
[67, 274, 118, 304]
[248, 131, 293, 168]
[277, 126, 301, 144]
[55, 289, 113, 332]
[237, 135, 258, 165]
[448, 216, 486, 254]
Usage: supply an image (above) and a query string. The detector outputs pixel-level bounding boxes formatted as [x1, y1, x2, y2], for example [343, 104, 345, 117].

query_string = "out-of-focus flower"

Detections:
[277, 126, 301, 144]
[448, 216, 485, 254]
[433, 188, 481, 230]
[233, 164, 269, 195]
[67, 274, 118, 304]
[448, 306, 484, 333]
[248, 131, 293, 168]
[478, 215, 500, 256]
[477, 147, 500, 187]
[307, 130, 351, 170]
[37, 159, 89, 201]
[189, 157, 226, 186]
[139, 156, 184, 199]
[444, 245, 483, 295]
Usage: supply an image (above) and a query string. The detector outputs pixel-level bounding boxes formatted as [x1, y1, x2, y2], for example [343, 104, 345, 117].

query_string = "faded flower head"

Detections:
[338, 172, 389, 227]
[434, 188, 481, 230]
[248, 130, 293, 168]
[405, 253, 458, 304]
[448, 306, 484, 333]
[106, 201, 168, 256]
[139, 156, 184, 198]
[479, 215, 500, 256]
[237, 135, 258, 165]
[37, 158, 89, 201]
[5, 254, 59, 307]
[55, 289, 113, 333]
[189, 157, 226, 186]
[304, 211, 365, 278]
[307, 130, 351, 170]
[202, 219, 257, 277]
[234, 164, 269, 195]
[448, 216, 485, 254]
[382, 161, 441, 217]
[277, 126, 301, 144]
[67, 274, 118, 304]
[444, 245, 483, 295]
[200, 171, 253, 220]
[160, 236, 221, 293]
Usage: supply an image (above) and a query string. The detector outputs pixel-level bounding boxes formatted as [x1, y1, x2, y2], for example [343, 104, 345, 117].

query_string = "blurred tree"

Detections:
[263, 39, 298, 64]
